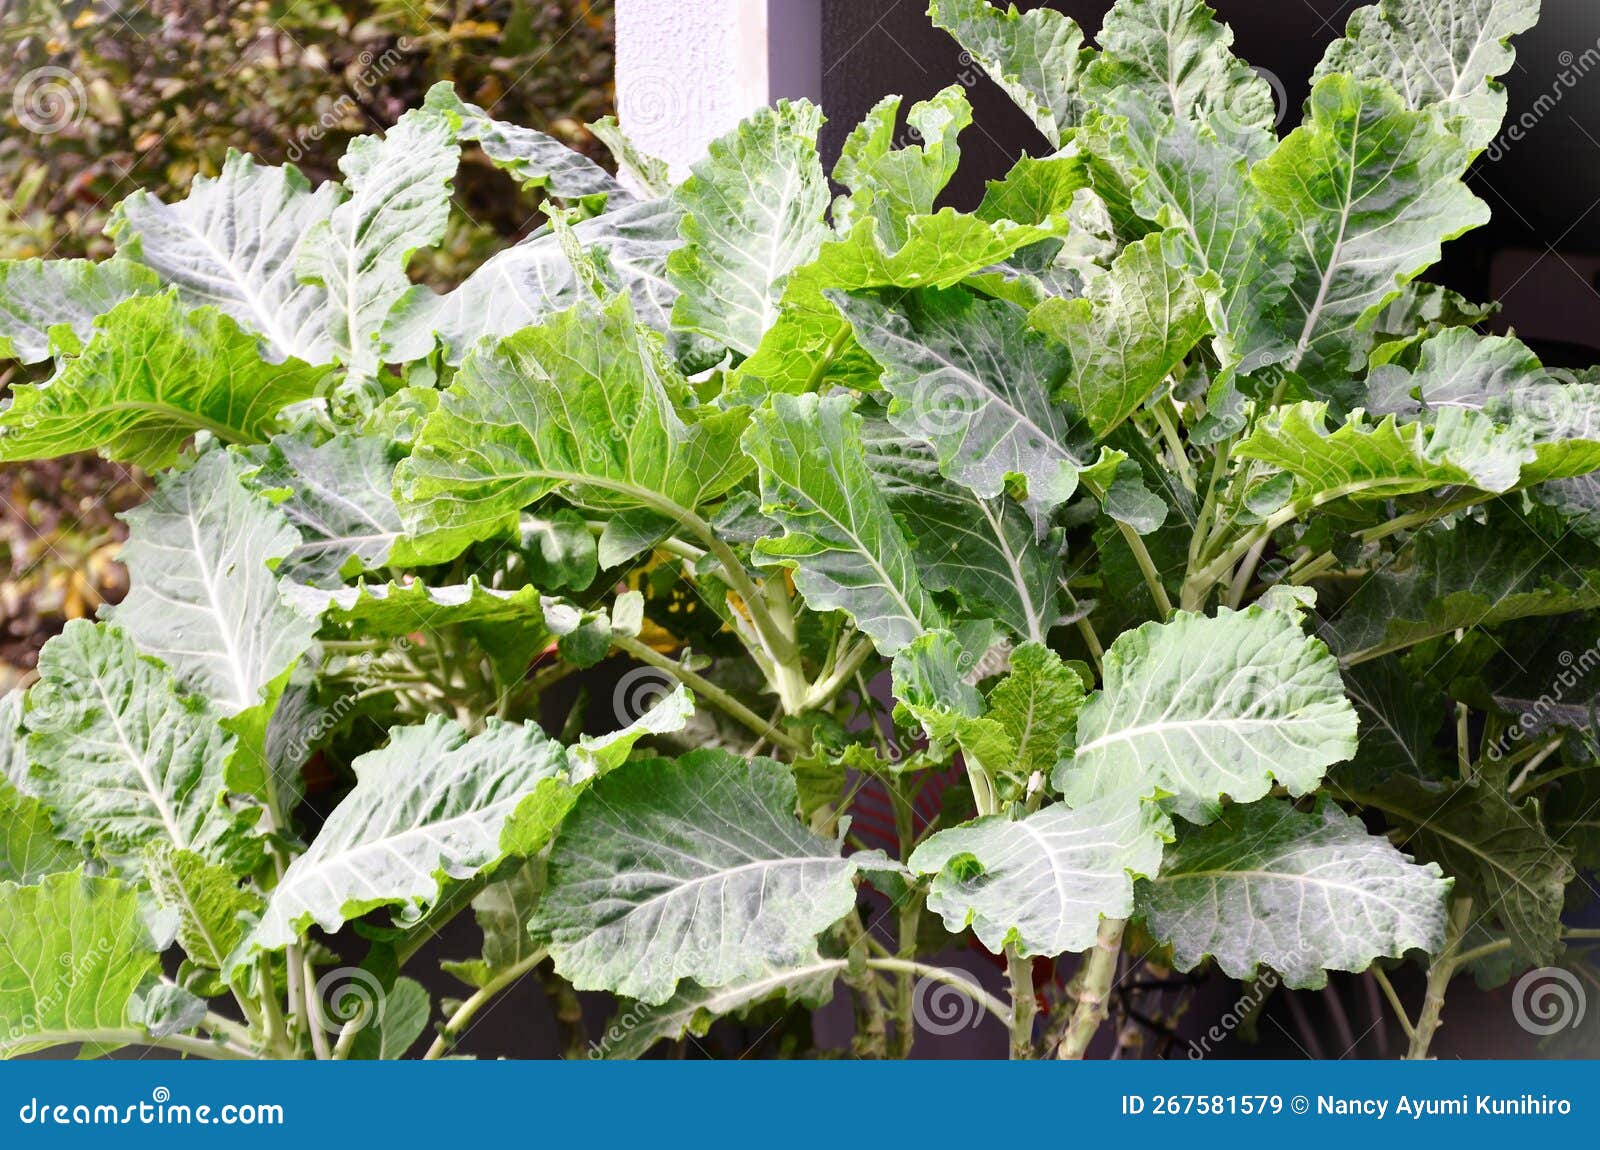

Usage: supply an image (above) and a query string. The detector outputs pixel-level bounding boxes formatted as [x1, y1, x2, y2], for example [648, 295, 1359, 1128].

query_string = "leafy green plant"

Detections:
[1, 0, 1595, 1061]
[0, 0, 617, 682]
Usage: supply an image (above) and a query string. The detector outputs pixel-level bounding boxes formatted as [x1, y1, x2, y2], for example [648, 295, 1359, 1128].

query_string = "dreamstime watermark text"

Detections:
[17, 1087, 284, 1127]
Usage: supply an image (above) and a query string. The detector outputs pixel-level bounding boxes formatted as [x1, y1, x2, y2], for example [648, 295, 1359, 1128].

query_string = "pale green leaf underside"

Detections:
[111, 450, 317, 722]
[251, 714, 570, 950]
[834, 286, 1083, 533]
[1238, 75, 1488, 398]
[1137, 798, 1451, 988]
[928, 0, 1088, 147]
[28, 621, 238, 875]
[746, 393, 947, 655]
[250, 432, 405, 587]
[1056, 605, 1358, 823]
[1, 691, 31, 793]
[0, 257, 159, 364]
[1314, 0, 1539, 151]
[399, 197, 681, 365]
[864, 421, 1060, 643]
[298, 107, 459, 375]
[1081, 0, 1276, 151]
[909, 789, 1171, 958]
[426, 82, 628, 204]
[1235, 401, 1533, 503]
[668, 100, 830, 356]
[532, 750, 860, 1006]
[109, 151, 338, 362]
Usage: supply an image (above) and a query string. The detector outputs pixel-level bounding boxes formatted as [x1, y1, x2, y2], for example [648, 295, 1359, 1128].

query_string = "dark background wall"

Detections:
[820, 0, 1600, 364]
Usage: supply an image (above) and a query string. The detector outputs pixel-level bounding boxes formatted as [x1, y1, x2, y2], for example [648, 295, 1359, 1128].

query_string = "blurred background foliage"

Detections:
[0, 0, 617, 687]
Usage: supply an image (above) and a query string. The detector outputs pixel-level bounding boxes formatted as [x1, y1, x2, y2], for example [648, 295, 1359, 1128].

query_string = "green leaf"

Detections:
[0, 257, 159, 364]
[927, 0, 1089, 147]
[1077, 95, 1273, 352]
[0, 691, 26, 793]
[833, 87, 971, 247]
[0, 871, 161, 1058]
[519, 508, 599, 591]
[1029, 231, 1208, 437]
[0, 779, 76, 884]
[1055, 604, 1359, 823]
[833, 286, 1085, 532]
[1137, 798, 1451, 987]
[894, 630, 1087, 793]
[976, 155, 1091, 230]
[745, 393, 947, 655]
[985, 643, 1088, 779]
[109, 151, 339, 362]
[865, 420, 1061, 642]
[1235, 401, 1533, 503]
[27, 621, 239, 874]
[403, 197, 683, 364]
[369, 977, 430, 1060]
[249, 432, 406, 587]
[1237, 75, 1488, 401]
[729, 206, 1072, 401]
[594, 958, 845, 1059]
[891, 629, 993, 746]
[284, 578, 550, 639]
[531, 749, 861, 1005]
[1364, 328, 1600, 485]
[587, 114, 672, 198]
[250, 715, 570, 950]
[908, 789, 1171, 958]
[0, 294, 331, 468]
[444, 860, 544, 989]
[1338, 658, 1450, 786]
[571, 684, 694, 780]
[396, 293, 749, 562]
[1350, 776, 1574, 966]
[1319, 507, 1600, 664]
[110, 451, 317, 786]
[667, 100, 830, 355]
[133, 983, 208, 1039]
[1080, 0, 1276, 152]
[298, 108, 459, 375]
[425, 83, 629, 204]
[806, 208, 1070, 293]
[144, 842, 261, 970]
[1314, 0, 1539, 151]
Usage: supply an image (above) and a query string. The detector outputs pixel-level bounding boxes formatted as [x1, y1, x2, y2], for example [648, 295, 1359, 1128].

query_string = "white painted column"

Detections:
[615, 0, 822, 182]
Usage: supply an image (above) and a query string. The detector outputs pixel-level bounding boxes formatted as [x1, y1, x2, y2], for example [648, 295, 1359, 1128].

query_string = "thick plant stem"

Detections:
[1059, 918, 1124, 1059]
[1115, 521, 1174, 618]
[52, 1029, 256, 1061]
[610, 632, 807, 754]
[1408, 897, 1472, 1059]
[888, 784, 922, 1059]
[864, 957, 1011, 1024]
[1007, 947, 1037, 1059]
[257, 954, 292, 1058]
[424, 950, 548, 1060]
